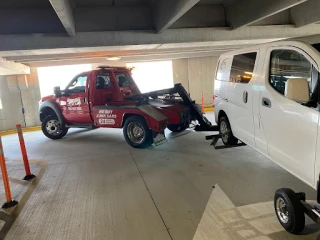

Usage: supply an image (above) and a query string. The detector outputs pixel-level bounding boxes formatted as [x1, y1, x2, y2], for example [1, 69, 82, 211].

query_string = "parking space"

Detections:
[0, 114, 316, 240]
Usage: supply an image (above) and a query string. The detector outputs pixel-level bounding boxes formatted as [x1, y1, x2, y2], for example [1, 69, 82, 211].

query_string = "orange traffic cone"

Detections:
[201, 91, 205, 113]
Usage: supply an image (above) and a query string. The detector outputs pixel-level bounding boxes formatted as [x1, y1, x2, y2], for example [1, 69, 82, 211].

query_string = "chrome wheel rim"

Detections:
[220, 121, 229, 143]
[46, 119, 63, 136]
[276, 197, 289, 224]
[127, 122, 145, 143]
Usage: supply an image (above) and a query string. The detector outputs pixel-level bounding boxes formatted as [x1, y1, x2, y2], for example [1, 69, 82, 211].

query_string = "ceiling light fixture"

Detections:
[106, 56, 121, 61]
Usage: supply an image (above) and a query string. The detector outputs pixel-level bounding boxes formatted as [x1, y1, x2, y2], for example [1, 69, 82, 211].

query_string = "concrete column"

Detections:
[172, 56, 218, 107]
[172, 59, 189, 92]
[21, 67, 41, 127]
[0, 67, 41, 131]
[0, 76, 25, 130]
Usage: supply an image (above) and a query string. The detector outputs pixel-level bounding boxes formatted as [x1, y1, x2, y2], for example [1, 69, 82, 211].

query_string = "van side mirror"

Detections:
[285, 78, 310, 103]
[53, 86, 61, 98]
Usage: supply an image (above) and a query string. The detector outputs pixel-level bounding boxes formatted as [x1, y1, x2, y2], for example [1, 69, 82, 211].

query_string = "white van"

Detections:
[214, 40, 320, 234]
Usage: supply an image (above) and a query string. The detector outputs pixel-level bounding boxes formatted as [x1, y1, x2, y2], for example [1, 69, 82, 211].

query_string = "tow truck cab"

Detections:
[39, 66, 192, 148]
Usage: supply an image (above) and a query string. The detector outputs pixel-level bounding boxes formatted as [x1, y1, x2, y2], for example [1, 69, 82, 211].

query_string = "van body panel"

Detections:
[214, 40, 320, 189]
[214, 57, 232, 124]
[260, 77, 318, 186]
[260, 46, 318, 186]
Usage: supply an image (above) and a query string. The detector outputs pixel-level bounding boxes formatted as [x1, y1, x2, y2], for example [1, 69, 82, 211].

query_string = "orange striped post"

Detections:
[16, 124, 35, 181]
[201, 91, 205, 113]
[0, 136, 18, 208]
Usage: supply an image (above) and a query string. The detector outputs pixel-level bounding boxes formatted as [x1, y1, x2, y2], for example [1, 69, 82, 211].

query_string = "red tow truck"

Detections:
[39, 66, 217, 148]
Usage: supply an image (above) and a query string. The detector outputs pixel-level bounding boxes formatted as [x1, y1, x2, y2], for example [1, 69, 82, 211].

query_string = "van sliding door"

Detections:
[227, 52, 258, 147]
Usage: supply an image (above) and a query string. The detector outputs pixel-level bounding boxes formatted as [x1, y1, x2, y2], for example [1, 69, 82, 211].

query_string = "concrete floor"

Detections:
[0, 113, 318, 240]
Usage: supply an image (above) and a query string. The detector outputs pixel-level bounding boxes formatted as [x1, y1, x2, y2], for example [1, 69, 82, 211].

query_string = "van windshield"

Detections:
[312, 43, 320, 52]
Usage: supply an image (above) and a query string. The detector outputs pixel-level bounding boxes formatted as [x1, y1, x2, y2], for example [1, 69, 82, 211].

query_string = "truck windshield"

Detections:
[115, 72, 132, 88]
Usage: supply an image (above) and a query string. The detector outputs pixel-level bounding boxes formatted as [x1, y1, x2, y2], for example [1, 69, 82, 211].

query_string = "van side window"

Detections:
[216, 58, 232, 81]
[269, 50, 312, 95]
[229, 53, 257, 83]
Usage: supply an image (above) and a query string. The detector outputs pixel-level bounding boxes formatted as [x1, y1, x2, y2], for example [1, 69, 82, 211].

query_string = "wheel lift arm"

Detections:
[136, 84, 218, 132]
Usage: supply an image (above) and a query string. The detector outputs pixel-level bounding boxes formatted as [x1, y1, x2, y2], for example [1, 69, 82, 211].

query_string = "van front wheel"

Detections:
[219, 116, 238, 145]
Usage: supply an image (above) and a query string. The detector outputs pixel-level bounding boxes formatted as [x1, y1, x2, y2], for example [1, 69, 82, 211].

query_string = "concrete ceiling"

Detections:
[1, 0, 320, 71]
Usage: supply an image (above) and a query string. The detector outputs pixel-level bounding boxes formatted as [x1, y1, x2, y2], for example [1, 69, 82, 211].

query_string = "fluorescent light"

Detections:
[106, 56, 121, 61]
[244, 71, 253, 75]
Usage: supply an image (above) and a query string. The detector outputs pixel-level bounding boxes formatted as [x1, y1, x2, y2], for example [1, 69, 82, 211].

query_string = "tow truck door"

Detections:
[89, 70, 114, 107]
[59, 73, 92, 123]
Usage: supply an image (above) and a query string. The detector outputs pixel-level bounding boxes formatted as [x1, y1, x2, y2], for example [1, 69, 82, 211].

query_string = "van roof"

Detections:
[219, 40, 315, 58]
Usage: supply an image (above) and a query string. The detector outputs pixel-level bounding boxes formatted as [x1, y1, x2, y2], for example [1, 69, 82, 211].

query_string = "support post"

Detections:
[0, 136, 18, 209]
[16, 124, 35, 180]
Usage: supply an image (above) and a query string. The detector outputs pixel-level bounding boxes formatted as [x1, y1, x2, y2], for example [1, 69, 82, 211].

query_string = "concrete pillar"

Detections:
[0, 76, 25, 130]
[22, 67, 41, 127]
[172, 56, 218, 107]
[172, 59, 189, 92]
[0, 67, 41, 131]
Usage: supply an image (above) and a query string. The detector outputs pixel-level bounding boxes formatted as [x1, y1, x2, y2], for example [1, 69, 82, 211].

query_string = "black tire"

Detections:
[219, 116, 238, 145]
[274, 188, 305, 234]
[123, 116, 153, 148]
[167, 122, 188, 132]
[41, 115, 68, 140]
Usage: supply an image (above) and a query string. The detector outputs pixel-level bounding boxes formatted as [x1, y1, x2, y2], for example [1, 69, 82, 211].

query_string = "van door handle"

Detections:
[262, 97, 271, 108]
[243, 91, 248, 103]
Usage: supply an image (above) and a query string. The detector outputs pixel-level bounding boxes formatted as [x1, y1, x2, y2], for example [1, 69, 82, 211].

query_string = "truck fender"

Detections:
[39, 100, 65, 124]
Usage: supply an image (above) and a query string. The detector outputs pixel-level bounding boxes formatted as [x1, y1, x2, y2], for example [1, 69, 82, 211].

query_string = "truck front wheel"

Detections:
[42, 115, 68, 140]
[123, 116, 152, 148]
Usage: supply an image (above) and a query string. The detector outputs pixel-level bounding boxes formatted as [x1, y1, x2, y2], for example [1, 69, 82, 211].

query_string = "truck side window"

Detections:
[115, 72, 131, 88]
[96, 73, 111, 89]
[229, 52, 257, 83]
[269, 50, 312, 95]
[67, 75, 87, 93]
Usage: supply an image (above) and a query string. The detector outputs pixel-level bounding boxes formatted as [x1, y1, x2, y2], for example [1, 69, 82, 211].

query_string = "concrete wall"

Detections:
[172, 56, 218, 107]
[0, 68, 41, 131]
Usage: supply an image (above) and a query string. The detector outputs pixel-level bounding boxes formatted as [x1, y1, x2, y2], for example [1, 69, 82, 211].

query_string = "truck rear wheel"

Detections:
[42, 115, 68, 140]
[219, 116, 238, 145]
[123, 116, 152, 148]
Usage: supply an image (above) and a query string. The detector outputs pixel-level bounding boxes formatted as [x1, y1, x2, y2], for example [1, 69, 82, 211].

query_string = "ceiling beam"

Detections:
[0, 25, 320, 53]
[49, 0, 75, 36]
[0, 58, 30, 76]
[291, 0, 320, 27]
[154, 0, 200, 33]
[227, 0, 307, 29]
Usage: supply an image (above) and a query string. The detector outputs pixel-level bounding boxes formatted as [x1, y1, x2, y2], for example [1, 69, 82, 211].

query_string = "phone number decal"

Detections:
[99, 119, 115, 125]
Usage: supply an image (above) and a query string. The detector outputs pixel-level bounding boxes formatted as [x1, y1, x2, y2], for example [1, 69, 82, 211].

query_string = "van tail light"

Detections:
[212, 95, 215, 107]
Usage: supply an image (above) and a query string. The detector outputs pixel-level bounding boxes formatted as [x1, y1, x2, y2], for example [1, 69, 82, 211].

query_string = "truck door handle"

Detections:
[243, 91, 248, 103]
[262, 97, 271, 108]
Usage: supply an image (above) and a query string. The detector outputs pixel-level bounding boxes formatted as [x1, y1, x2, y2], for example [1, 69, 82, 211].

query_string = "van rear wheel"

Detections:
[219, 116, 238, 145]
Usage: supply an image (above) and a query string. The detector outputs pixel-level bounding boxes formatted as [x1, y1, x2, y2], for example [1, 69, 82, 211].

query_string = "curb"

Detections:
[0, 126, 41, 137]
[204, 107, 214, 112]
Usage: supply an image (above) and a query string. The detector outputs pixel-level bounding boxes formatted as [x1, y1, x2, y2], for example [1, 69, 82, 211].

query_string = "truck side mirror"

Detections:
[53, 86, 62, 98]
[285, 78, 310, 103]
